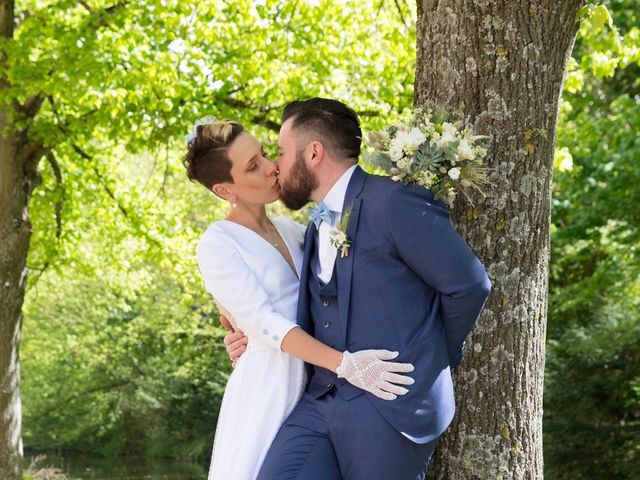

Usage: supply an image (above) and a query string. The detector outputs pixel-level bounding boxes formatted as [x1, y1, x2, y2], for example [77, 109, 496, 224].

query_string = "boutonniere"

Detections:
[329, 205, 352, 258]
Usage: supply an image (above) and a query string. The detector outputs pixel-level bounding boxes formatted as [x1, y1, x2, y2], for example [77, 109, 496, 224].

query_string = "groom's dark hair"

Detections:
[282, 98, 361, 161]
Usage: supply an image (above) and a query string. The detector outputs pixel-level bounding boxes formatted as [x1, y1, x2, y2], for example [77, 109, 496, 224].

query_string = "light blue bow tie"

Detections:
[308, 202, 335, 229]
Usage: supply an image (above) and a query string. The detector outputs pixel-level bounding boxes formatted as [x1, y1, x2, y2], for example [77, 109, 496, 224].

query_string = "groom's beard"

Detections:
[279, 150, 318, 211]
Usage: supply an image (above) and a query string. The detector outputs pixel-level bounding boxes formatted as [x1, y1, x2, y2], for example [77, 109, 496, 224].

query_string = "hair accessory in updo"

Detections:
[186, 115, 218, 146]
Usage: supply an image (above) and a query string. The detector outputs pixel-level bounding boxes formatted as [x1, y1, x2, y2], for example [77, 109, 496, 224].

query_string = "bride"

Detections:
[184, 119, 414, 480]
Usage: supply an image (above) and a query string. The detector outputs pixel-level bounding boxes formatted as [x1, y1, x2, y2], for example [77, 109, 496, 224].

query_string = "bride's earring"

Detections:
[230, 196, 238, 208]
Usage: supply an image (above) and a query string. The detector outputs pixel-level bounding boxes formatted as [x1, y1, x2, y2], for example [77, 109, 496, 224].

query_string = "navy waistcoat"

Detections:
[307, 258, 362, 400]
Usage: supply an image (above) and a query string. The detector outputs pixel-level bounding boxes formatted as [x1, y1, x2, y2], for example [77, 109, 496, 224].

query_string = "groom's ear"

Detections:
[307, 141, 324, 167]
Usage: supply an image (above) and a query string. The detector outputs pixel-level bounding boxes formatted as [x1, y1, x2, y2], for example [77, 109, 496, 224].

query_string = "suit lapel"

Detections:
[336, 166, 367, 341]
[296, 222, 316, 334]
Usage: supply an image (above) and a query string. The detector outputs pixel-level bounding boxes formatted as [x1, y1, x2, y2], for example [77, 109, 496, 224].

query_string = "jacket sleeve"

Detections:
[196, 231, 299, 350]
[385, 184, 491, 368]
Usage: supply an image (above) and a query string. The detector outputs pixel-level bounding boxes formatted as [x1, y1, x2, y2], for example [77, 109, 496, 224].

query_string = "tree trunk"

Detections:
[0, 114, 32, 480]
[415, 1, 583, 478]
[1, 1, 43, 477]
[0, 115, 42, 480]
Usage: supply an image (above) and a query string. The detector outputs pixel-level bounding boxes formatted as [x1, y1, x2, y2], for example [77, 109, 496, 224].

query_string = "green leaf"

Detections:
[590, 4, 614, 31]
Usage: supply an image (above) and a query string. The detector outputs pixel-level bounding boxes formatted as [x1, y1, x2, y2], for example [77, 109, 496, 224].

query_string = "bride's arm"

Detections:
[197, 232, 340, 370]
[198, 232, 414, 399]
[197, 232, 298, 350]
[281, 327, 342, 372]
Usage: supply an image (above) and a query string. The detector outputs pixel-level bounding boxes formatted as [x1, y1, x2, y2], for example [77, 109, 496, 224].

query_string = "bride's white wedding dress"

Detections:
[196, 216, 307, 480]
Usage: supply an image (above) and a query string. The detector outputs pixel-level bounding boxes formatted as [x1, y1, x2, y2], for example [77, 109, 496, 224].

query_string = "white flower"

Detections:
[396, 158, 408, 170]
[329, 223, 352, 258]
[448, 167, 461, 180]
[437, 122, 458, 148]
[420, 119, 434, 133]
[457, 139, 475, 160]
[393, 127, 426, 156]
[407, 127, 427, 147]
[330, 229, 347, 244]
[421, 171, 437, 187]
[389, 142, 404, 162]
[329, 229, 350, 258]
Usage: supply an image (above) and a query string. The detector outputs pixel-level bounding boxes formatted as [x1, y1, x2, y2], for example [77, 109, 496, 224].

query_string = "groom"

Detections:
[227, 98, 491, 478]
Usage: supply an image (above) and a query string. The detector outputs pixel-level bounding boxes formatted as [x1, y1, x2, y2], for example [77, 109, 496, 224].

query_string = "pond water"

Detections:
[24, 453, 207, 480]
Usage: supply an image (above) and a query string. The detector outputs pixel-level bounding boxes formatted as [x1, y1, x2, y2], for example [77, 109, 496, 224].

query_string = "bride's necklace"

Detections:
[237, 218, 280, 247]
[261, 220, 280, 248]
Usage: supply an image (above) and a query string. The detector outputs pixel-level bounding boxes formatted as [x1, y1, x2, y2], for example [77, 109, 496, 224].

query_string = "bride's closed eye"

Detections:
[246, 161, 257, 172]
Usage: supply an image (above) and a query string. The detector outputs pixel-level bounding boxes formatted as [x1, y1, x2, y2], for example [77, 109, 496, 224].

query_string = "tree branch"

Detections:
[70, 143, 163, 248]
[45, 151, 64, 240]
[16, 140, 42, 166]
[0, 0, 14, 39]
[78, 0, 93, 14]
[393, 0, 409, 29]
[93, 1, 129, 28]
[355, 109, 382, 118]
[27, 260, 50, 288]
[284, 0, 299, 29]
[19, 94, 44, 118]
[220, 96, 381, 130]
[70, 144, 128, 217]
[223, 97, 281, 132]
[39, 379, 134, 417]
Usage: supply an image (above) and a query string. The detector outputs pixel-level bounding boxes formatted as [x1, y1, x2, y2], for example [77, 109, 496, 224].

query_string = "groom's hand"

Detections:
[336, 350, 415, 400]
[220, 315, 247, 368]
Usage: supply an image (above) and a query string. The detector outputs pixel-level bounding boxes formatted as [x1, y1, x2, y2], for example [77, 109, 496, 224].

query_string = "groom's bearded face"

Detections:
[279, 147, 318, 210]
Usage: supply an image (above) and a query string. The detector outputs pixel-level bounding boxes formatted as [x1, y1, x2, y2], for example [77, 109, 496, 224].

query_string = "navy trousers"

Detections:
[257, 388, 438, 479]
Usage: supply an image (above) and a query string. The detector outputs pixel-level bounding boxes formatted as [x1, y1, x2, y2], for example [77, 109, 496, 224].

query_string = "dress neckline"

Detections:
[217, 218, 300, 280]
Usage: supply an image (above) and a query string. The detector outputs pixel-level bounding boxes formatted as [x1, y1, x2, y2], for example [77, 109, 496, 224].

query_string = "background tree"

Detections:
[545, 1, 640, 477]
[415, 1, 584, 478]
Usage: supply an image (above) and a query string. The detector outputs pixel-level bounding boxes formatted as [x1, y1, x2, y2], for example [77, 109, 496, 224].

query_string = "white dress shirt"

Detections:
[317, 164, 357, 284]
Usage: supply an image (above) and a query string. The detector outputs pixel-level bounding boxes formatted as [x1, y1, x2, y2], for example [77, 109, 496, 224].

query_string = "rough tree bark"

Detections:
[1, 0, 44, 477]
[415, 1, 584, 479]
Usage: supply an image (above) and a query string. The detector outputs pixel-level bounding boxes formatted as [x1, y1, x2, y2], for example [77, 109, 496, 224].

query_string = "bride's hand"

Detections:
[220, 315, 248, 367]
[336, 350, 415, 401]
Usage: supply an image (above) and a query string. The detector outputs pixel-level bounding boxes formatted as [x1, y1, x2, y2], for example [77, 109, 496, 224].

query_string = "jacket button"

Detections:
[323, 299, 330, 307]
[323, 321, 331, 328]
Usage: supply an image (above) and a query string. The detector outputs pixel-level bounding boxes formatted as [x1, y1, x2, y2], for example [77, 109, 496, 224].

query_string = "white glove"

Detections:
[336, 350, 414, 400]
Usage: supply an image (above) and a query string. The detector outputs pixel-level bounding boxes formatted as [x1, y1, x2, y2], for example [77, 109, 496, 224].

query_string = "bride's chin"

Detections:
[265, 193, 280, 204]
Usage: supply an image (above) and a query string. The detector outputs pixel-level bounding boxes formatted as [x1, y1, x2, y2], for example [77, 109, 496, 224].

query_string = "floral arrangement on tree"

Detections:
[366, 108, 491, 206]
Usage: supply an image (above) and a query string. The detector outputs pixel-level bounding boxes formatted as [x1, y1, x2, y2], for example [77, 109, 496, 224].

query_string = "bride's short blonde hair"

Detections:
[183, 120, 244, 190]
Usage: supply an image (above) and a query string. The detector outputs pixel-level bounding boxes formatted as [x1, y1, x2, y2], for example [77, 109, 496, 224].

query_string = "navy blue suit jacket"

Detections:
[296, 166, 491, 443]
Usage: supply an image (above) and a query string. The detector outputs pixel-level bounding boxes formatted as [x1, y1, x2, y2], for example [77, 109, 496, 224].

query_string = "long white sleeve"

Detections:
[196, 229, 299, 350]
